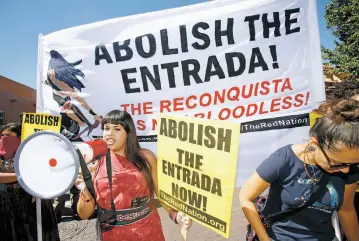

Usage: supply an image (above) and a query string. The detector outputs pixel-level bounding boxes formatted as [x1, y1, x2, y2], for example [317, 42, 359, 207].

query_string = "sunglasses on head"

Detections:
[318, 145, 358, 169]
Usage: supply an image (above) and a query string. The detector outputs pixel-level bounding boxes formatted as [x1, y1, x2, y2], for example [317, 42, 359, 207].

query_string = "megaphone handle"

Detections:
[36, 198, 43, 241]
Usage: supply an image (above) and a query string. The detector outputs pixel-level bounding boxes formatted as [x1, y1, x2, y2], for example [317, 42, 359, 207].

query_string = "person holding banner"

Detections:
[76, 110, 192, 241]
[0, 123, 60, 241]
[240, 99, 359, 241]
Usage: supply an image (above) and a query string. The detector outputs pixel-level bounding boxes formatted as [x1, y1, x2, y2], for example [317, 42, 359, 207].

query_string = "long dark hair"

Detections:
[0, 123, 21, 137]
[310, 99, 359, 150]
[101, 110, 155, 197]
[48, 50, 85, 91]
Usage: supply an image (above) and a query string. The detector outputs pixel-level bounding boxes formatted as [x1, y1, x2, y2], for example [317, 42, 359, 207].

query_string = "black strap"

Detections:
[105, 150, 117, 216]
[77, 148, 117, 218]
[267, 172, 330, 219]
[77, 149, 97, 200]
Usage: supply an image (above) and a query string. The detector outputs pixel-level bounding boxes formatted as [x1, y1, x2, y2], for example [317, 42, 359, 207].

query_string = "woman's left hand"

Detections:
[176, 212, 192, 230]
[93, 115, 102, 123]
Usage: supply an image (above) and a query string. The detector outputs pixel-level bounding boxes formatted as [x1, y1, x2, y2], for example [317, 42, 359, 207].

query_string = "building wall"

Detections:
[0, 75, 36, 125]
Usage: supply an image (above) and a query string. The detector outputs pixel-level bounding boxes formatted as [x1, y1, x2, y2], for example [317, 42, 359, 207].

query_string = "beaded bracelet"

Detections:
[80, 191, 92, 203]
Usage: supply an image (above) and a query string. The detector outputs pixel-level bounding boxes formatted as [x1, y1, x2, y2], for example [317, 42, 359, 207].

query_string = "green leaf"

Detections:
[322, 0, 359, 79]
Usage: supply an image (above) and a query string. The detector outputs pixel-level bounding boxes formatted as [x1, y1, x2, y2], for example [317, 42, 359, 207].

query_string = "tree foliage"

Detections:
[326, 79, 359, 100]
[322, 0, 359, 78]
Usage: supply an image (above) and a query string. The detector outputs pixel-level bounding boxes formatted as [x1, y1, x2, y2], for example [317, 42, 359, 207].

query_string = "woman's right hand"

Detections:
[176, 212, 192, 230]
[74, 173, 86, 191]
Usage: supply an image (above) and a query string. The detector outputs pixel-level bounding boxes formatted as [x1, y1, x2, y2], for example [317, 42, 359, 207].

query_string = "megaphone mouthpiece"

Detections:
[75, 139, 108, 163]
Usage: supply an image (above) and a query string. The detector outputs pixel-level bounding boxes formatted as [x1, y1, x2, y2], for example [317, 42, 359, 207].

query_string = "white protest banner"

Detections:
[236, 112, 321, 186]
[36, 0, 324, 186]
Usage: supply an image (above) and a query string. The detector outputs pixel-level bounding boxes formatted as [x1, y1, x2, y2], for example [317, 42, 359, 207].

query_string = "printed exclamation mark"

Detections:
[305, 92, 310, 105]
[202, 196, 207, 212]
[269, 45, 279, 69]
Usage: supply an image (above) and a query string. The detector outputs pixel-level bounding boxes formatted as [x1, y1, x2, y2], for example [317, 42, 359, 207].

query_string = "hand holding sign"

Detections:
[177, 212, 192, 230]
[176, 212, 192, 241]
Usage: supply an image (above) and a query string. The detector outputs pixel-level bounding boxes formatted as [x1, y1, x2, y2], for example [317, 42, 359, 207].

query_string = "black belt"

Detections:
[98, 201, 152, 226]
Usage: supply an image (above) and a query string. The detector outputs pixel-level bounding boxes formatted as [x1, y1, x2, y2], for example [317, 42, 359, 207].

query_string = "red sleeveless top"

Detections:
[94, 152, 165, 241]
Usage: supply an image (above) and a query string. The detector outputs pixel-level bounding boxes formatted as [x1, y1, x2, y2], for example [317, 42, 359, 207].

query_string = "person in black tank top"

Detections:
[0, 123, 60, 241]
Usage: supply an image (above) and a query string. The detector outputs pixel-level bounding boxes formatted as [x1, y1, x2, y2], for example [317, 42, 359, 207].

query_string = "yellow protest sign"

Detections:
[309, 112, 322, 128]
[157, 114, 240, 238]
[21, 113, 61, 142]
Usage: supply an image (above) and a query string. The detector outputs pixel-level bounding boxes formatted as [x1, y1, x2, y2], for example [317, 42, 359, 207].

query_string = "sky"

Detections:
[0, 0, 335, 89]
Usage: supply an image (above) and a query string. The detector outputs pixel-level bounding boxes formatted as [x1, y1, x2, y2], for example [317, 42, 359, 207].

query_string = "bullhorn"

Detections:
[14, 131, 108, 199]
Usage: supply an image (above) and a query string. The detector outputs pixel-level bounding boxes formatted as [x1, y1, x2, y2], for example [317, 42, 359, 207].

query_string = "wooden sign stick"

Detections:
[181, 227, 188, 241]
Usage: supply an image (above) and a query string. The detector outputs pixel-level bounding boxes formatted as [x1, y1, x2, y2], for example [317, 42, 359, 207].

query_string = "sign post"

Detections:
[36, 198, 42, 241]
